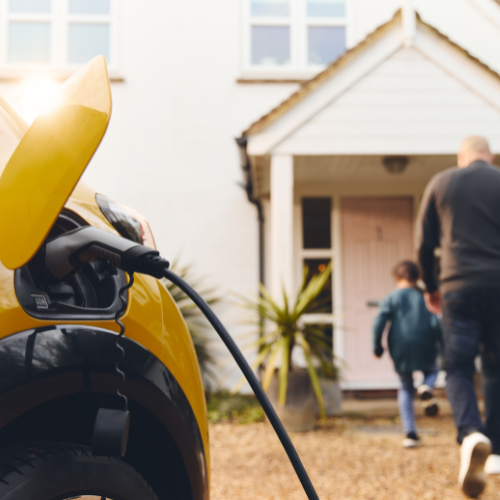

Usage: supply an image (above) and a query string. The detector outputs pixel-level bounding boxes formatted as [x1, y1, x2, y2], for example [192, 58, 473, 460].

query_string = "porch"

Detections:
[255, 153, 453, 388]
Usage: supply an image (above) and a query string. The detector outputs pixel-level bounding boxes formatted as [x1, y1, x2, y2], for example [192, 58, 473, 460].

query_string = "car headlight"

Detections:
[96, 194, 156, 250]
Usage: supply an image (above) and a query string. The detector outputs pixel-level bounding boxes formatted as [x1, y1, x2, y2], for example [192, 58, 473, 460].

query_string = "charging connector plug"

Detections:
[45, 226, 169, 281]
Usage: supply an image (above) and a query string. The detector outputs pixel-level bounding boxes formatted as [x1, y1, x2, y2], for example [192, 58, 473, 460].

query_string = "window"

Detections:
[1, 0, 115, 73]
[302, 197, 331, 249]
[304, 258, 332, 313]
[251, 26, 290, 66]
[300, 198, 334, 343]
[245, 0, 348, 74]
[68, 0, 111, 65]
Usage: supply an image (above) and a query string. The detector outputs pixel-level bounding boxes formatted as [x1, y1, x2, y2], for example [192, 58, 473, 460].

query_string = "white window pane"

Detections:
[307, 0, 345, 17]
[9, 0, 51, 13]
[69, 0, 110, 15]
[252, 26, 290, 66]
[68, 24, 110, 64]
[9, 22, 51, 64]
[308, 26, 345, 65]
[251, 0, 289, 17]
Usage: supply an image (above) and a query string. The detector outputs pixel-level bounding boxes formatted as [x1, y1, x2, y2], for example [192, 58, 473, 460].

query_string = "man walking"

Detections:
[416, 136, 500, 497]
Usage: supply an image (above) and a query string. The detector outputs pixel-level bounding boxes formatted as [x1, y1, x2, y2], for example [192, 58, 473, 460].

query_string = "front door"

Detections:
[341, 197, 414, 385]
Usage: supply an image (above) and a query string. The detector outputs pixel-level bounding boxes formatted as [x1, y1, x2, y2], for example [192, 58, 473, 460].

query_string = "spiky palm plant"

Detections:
[162, 262, 220, 391]
[240, 262, 337, 418]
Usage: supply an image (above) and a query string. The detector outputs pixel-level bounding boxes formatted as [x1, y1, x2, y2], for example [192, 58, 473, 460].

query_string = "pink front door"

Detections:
[341, 198, 414, 385]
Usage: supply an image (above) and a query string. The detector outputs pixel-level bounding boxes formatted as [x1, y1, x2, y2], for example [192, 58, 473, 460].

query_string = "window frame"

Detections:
[242, 0, 351, 79]
[0, 0, 118, 79]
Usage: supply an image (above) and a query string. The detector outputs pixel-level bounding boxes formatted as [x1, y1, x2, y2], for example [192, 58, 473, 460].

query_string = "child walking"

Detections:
[373, 261, 442, 448]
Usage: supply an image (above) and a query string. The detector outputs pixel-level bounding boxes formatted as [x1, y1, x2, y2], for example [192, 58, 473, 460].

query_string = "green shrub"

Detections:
[207, 390, 264, 424]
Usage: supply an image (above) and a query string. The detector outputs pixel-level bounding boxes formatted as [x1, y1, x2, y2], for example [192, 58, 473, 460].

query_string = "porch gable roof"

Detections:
[244, 9, 500, 156]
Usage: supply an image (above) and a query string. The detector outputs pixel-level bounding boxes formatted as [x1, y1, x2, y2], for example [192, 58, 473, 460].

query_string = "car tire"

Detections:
[0, 441, 158, 500]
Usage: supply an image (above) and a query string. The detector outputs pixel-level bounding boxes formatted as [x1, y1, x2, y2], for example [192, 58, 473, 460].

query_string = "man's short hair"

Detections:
[393, 260, 419, 283]
[459, 136, 491, 156]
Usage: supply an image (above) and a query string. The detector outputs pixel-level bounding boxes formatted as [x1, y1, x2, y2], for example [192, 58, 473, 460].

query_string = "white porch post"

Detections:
[270, 154, 294, 304]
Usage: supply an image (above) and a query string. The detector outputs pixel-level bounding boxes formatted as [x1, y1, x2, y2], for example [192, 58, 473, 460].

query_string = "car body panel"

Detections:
[66, 181, 118, 233]
[0, 56, 111, 270]
[157, 280, 210, 471]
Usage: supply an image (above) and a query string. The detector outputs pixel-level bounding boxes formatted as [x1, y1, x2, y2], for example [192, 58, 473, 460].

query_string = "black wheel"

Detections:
[0, 442, 158, 500]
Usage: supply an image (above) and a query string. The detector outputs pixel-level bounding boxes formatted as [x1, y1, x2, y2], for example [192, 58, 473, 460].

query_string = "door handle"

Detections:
[366, 300, 380, 307]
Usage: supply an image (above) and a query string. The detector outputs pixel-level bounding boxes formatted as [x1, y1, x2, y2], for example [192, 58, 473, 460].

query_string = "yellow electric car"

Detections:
[0, 57, 208, 499]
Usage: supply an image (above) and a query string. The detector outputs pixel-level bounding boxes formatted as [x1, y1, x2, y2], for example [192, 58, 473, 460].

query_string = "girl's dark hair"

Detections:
[393, 260, 419, 283]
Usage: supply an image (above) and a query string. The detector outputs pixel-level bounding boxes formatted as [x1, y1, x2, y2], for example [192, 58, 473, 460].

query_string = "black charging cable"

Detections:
[162, 268, 320, 500]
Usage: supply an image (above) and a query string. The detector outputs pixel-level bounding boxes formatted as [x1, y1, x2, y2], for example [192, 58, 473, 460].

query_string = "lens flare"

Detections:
[20, 77, 60, 123]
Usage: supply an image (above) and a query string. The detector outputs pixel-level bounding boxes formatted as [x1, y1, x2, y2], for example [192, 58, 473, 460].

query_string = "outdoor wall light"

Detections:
[382, 156, 409, 174]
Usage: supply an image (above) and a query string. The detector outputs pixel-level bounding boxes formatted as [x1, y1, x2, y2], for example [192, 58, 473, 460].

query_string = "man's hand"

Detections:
[425, 291, 442, 314]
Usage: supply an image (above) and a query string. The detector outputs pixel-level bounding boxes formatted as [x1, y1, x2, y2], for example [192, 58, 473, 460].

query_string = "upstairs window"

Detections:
[68, 0, 111, 65]
[245, 0, 348, 74]
[1, 0, 115, 73]
[8, 0, 52, 65]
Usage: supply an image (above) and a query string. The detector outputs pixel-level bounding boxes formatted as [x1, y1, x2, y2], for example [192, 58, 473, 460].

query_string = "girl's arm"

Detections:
[373, 297, 392, 357]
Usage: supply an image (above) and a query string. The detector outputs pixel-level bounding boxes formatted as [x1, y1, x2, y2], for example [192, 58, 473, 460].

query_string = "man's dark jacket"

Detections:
[416, 160, 500, 294]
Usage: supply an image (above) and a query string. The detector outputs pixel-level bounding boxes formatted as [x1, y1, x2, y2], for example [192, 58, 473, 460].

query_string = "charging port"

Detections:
[15, 210, 128, 321]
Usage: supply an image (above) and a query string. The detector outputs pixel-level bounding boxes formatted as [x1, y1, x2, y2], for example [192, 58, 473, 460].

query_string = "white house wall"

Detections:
[274, 47, 500, 155]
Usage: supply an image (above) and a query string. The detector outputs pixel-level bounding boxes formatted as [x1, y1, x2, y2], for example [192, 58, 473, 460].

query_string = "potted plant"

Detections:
[239, 262, 339, 431]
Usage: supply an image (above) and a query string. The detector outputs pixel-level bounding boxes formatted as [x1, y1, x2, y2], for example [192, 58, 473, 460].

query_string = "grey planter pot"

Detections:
[318, 378, 342, 417]
[266, 368, 317, 432]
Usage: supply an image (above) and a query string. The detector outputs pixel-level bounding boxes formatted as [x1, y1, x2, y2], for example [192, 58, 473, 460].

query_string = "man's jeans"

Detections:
[442, 288, 500, 453]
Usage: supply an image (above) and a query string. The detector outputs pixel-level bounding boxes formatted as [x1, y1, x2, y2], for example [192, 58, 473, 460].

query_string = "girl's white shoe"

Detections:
[402, 432, 421, 448]
[485, 454, 500, 475]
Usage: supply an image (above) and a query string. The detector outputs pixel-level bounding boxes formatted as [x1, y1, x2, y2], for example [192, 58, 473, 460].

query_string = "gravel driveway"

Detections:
[210, 416, 500, 500]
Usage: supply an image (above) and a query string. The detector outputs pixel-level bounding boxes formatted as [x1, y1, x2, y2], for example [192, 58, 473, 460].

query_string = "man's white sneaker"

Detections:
[459, 432, 492, 498]
[485, 454, 500, 475]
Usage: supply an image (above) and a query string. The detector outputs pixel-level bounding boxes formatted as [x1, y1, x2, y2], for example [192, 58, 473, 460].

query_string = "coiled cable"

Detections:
[114, 272, 135, 411]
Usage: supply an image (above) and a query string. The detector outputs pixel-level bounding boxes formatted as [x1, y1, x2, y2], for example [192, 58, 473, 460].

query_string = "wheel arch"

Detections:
[0, 327, 208, 500]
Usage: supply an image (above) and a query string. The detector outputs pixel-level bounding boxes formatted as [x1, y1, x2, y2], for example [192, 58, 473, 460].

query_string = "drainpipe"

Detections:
[235, 135, 265, 289]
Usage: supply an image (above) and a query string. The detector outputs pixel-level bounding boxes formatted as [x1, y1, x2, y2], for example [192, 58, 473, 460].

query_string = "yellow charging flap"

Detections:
[0, 56, 111, 270]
